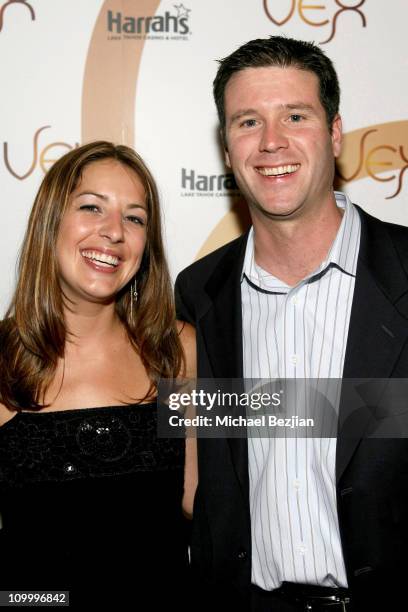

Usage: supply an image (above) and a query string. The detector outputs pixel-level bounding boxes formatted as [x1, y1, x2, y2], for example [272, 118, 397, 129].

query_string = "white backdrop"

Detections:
[1, 0, 407, 315]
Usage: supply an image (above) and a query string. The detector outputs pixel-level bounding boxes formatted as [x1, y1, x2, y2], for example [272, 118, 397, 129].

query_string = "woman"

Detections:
[0, 142, 197, 608]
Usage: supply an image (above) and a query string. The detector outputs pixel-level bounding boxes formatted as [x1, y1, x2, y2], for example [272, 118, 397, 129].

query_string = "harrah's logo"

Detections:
[181, 168, 239, 196]
[108, 4, 190, 36]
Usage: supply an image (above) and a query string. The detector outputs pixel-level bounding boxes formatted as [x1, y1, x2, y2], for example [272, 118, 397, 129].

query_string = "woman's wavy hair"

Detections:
[0, 141, 184, 410]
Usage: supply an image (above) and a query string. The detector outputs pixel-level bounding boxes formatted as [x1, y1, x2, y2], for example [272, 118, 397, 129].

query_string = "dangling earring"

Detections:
[132, 278, 138, 302]
[130, 279, 138, 318]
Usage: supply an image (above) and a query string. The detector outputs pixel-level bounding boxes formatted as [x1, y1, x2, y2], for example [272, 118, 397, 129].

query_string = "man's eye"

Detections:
[289, 114, 303, 122]
[79, 204, 100, 212]
[241, 119, 258, 128]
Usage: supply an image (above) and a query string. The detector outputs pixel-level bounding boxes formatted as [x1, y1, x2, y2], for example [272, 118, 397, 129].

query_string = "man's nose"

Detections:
[259, 120, 289, 153]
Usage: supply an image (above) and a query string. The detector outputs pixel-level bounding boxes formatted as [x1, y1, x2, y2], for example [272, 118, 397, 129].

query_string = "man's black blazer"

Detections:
[175, 207, 408, 609]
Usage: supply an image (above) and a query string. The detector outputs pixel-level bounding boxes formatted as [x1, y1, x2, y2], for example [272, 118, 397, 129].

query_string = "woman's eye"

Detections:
[126, 216, 145, 226]
[79, 204, 100, 213]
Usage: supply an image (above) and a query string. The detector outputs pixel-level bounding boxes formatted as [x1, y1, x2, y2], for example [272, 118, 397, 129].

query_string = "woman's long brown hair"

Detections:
[0, 141, 184, 410]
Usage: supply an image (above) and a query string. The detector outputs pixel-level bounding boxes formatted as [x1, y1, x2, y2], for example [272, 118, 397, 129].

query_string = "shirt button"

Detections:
[298, 545, 307, 555]
[64, 462, 76, 474]
[293, 479, 301, 490]
[291, 355, 298, 365]
[292, 296, 298, 305]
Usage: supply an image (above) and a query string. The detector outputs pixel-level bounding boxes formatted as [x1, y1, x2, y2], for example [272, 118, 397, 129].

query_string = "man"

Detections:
[176, 37, 408, 611]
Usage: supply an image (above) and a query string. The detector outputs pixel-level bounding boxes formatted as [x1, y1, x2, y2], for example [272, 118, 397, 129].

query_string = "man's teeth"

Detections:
[257, 164, 300, 176]
[82, 251, 119, 267]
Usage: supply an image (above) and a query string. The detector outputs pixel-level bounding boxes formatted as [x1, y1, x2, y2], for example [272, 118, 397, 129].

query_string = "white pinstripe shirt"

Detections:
[241, 192, 361, 590]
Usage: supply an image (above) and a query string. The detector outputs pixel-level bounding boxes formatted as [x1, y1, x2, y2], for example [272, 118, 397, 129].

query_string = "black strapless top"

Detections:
[0, 404, 190, 609]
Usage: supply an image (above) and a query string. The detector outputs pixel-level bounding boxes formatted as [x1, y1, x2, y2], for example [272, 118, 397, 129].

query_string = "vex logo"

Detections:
[3, 126, 79, 180]
[263, 0, 366, 44]
[107, 3, 191, 40]
[181, 168, 239, 198]
[0, 0, 35, 33]
[336, 121, 408, 200]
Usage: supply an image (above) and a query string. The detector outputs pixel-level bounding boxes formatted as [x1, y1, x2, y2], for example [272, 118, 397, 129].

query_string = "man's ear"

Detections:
[221, 129, 231, 167]
[331, 114, 342, 158]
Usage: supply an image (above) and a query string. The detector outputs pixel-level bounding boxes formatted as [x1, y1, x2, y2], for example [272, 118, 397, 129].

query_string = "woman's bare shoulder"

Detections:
[0, 402, 16, 427]
[176, 320, 196, 379]
[176, 320, 195, 341]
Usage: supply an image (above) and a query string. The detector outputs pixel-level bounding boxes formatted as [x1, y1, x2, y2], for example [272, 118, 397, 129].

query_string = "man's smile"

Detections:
[255, 164, 300, 177]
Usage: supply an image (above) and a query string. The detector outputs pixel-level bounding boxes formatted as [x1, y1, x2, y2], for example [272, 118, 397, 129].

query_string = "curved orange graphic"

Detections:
[82, 0, 161, 145]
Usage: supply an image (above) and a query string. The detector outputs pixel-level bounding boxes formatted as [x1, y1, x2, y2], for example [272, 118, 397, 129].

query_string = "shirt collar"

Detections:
[241, 191, 361, 291]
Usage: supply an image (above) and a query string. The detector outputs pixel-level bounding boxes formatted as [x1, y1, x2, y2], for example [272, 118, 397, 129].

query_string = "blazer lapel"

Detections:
[199, 234, 249, 499]
[337, 209, 408, 481]
[200, 267, 244, 380]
